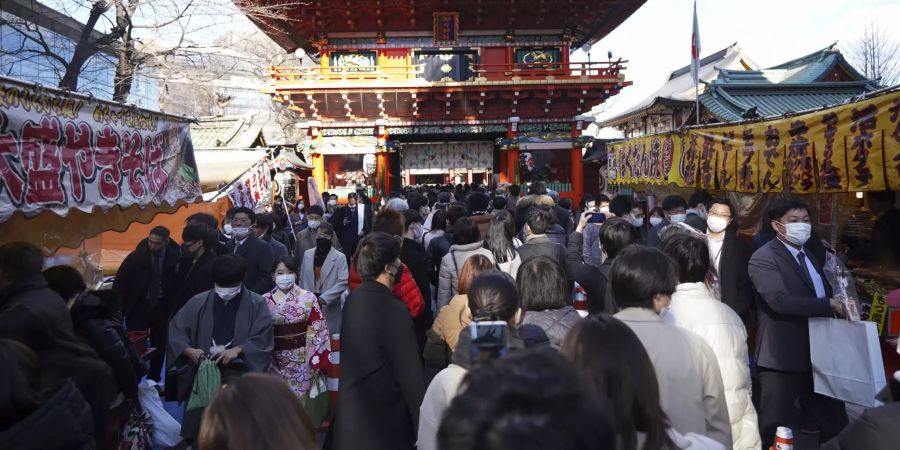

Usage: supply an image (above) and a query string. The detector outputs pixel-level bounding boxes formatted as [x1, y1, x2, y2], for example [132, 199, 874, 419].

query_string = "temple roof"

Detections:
[238, 0, 648, 53]
[597, 43, 758, 127]
[699, 43, 876, 122]
[190, 115, 265, 149]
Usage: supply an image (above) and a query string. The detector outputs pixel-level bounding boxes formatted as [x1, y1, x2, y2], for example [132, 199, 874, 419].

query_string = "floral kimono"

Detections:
[263, 285, 331, 397]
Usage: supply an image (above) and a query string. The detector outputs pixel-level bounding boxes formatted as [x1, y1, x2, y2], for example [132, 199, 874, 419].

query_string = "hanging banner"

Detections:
[608, 133, 682, 186]
[607, 89, 900, 193]
[0, 77, 201, 223]
[226, 160, 271, 209]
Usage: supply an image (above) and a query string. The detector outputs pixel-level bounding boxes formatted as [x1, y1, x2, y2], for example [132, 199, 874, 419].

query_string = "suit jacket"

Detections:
[225, 234, 275, 294]
[173, 250, 216, 315]
[748, 238, 834, 372]
[615, 308, 733, 448]
[331, 204, 373, 257]
[114, 241, 181, 326]
[718, 231, 753, 319]
[299, 247, 348, 334]
[334, 281, 425, 450]
[517, 235, 567, 266]
[264, 236, 288, 259]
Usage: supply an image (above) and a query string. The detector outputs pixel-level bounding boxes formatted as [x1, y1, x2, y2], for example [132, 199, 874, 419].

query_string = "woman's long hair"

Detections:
[561, 315, 675, 450]
[199, 373, 316, 450]
[484, 210, 517, 264]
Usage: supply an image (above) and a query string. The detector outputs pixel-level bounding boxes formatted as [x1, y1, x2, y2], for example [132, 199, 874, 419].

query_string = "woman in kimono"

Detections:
[264, 255, 331, 398]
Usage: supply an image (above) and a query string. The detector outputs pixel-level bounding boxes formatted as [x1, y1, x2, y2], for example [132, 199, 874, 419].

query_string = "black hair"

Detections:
[688, 190, 712, 209]
[561, 315, 675, 450]
[347, 192, 358, 200]
[186, 212, 218, 229]
[373, 208, 405, 237]
[271, 255, 299, 274]
[0, 338, 46, 429]
[485, 210, 517, 264]
[559, 198, 573, 212]
[316, 221, 335, 237]
[661, 195, 687, 212]
[356, 232, 401, 282]
[430, 209, 447, 232]
[254, 213, 275, 232]
[709, 197, 735, 219]
[183, 224, 217, 250]
[212, 255, 248, 286]
[599, 217, 637, 260]
[446, 204, 469, 230]
[517, 256, 569, 311]
[438, 349, 614, 450]
[527, 181, 547, 196]
[401, 209, 422, 233]
[407, 192, 427, 211]
[42, 265, 86, 301]
[609, 245, 677, 310]
[149, 226, 170, 240]
[467, 192, 490, 214]
[230, 207, 256, 223]
[0, 242, 44, 280]
[595, 194, 611, 205]
[307, 204, 325, 216]
[649, 207, 665, 218]
[452, 217, 481, 246]
[609, 195, 633, 218]
[525, 206, 552, 235]
[579, 194, 595, 211]
[508, 184, 521, 196]
[467, 271, 519, 322]
[660, 233, 710, 284]
[768, 197, 809, 222]
[491, 196, 507, 211]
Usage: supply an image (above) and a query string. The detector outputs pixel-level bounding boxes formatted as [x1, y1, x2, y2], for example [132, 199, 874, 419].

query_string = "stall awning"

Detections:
[195, 149, 268, 192]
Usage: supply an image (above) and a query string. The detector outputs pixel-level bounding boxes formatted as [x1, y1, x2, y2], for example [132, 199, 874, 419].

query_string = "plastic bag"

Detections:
[823, 251, 862, 320]
[137, 379, 182, 447]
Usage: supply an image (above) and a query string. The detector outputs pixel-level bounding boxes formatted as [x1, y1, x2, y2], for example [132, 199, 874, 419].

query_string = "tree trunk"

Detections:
[113, 37, 135, 102]
[58, 3, 109, 91]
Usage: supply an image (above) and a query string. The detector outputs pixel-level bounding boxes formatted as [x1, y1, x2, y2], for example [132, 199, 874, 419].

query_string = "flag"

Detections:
[691, 0, 701, 85]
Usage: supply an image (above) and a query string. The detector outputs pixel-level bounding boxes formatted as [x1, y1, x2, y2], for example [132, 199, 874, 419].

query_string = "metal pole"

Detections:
[695, 82, 700, 125]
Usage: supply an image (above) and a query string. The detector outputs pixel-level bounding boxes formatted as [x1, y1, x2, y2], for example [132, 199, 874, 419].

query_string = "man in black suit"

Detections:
[748, 197, 848, 448]
[224, 207, 275, 294]
[331, 192, 373, 263]
[517, 206, 567, 266]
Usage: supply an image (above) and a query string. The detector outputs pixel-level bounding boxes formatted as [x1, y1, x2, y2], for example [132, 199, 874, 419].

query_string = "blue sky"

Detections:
[573, 0, 900, 123]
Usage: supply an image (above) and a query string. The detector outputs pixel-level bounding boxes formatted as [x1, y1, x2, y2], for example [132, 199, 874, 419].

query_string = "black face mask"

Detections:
[316, 237, 332, 252]
[181, 243, 196, 258]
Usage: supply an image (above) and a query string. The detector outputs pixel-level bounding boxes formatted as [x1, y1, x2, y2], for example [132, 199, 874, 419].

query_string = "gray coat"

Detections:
[437, 241, 494, 310]
[299, 247, 349, 334]
[520, 306, 581, 350]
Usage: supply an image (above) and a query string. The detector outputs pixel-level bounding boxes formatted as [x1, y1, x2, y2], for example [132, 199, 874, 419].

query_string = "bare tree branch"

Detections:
[848, 18, 900, 87]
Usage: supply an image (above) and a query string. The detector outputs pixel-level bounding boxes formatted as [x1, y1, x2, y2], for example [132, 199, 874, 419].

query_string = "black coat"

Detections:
[43, 350, 116, 450]
[0, 274, 72, 334]
[517, 235, 567, 266]
[427, 234, 452, 286]
[0, 380, 95, 450]
[565, 231, 609, 315]
[173, 250, 216, 314]
[330, 204, 373, 258]
[717, 231, 753, 319]
[748, 238, 834, 373]
[225, 234, 275, 294]
[822, 401, 900, 450]
[401, 238, 434, 352]
[114, 240, 180, 326]
[334, 281, 425, 450]
[70, 293, 146, 399]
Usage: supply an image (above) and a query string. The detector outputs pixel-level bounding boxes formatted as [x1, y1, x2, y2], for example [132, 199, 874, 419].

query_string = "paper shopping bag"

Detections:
[809, 318, 886, 407]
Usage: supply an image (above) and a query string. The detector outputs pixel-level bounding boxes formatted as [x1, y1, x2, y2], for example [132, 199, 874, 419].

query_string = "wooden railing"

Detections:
[269, 61, 625, 84]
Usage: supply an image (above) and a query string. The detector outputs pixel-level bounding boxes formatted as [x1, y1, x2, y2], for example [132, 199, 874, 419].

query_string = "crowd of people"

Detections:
[1, 181, 899, 450]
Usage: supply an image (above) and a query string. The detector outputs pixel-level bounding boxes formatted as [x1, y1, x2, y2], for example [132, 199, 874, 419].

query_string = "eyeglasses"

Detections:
[708, 211, 732, 219]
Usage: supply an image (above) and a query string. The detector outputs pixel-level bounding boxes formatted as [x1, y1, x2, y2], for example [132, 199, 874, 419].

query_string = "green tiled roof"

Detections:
[698, 44, 875, 122]
[190, 115, 264, 149]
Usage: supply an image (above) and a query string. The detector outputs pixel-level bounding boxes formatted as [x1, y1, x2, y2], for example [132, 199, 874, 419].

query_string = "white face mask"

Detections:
[231, 226, 251, 239]
[649, 217, 664, 227]
[630, 217, 644, 227]
[223, 223, 233, 235]
[328, 199, 337, 206]
[599, 206, 610, 213]
[275, 274, 295, 290]
[307, 220, 321, 229]
[215, 285, 241, 301]
[669, 213, 687, 223]
[779, 222, 812, 246]
[706, 216, 729, 233]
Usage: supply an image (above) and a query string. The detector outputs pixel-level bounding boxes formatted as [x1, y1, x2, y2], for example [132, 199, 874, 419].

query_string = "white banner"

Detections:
[226, 160, 272, 210]
[0, 76, 202, 222]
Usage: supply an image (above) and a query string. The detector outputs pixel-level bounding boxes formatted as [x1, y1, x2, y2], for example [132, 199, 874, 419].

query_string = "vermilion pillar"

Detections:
[505, 116, 520, 185]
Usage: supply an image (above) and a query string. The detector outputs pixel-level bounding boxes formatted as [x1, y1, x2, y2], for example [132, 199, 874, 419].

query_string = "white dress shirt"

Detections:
[356, 204, 365, 236]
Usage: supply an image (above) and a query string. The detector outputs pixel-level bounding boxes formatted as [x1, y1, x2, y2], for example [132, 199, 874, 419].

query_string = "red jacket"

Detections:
[348, 262, 424, 318]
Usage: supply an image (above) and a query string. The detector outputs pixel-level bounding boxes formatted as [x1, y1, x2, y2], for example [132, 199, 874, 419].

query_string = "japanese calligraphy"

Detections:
[787, 120, 816, 193]
[699, 133, 716, 188]
[739, 128, 757, 192]
[761, 125, 782, 192]
[849, 104, 878, 187]
[819, 112, 844, 191]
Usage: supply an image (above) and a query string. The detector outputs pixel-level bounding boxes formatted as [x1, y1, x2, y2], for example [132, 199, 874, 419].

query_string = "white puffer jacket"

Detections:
[663, 282, 761, 450]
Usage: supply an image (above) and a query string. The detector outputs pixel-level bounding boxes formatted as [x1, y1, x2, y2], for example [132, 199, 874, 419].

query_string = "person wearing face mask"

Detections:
[299, 222, 349, 334]
[648, 206, 666, 228]
[629, 204, 650, 241]
[705, 198, 753, 320]
[401, 209, 434, 352]
[263, 256, 331, 404]
[295, 204, 330, 269]
[331, 192, 373, 265]
[685, 190, 712, 233]
[612, 245, 732, 448]
[114, 225, 180, 382]
[748, 198, 849, 449]
[225, 207, 276, 294]
[167, 254, 274, 442]
[647, 195, 688, 247]
[332, 232, 425, 450]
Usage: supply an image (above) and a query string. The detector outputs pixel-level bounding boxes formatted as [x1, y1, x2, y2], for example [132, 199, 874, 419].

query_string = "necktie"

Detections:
[796, 251, 815, 291]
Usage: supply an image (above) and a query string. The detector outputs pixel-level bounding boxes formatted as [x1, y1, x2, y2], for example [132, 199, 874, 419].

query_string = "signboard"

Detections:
[0, 77, 201, 223]
[226, 160, 271, 210]
[433, 12, 459, 46]
[608, 89, 900, 193]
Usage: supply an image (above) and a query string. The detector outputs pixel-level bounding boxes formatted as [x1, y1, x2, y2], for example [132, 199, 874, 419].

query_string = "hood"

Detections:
[451, 323, 525, 370]
[448, 240, 486, 252]
[516, 194, 555, 210]
[672, 282, 717, 301]
[0, 380, 94, 449]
